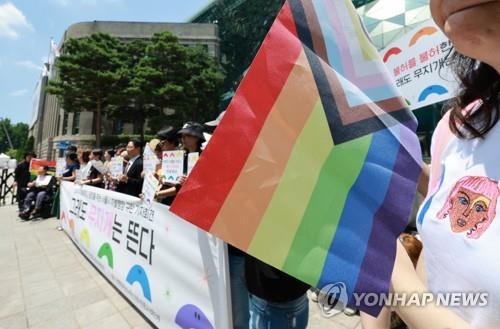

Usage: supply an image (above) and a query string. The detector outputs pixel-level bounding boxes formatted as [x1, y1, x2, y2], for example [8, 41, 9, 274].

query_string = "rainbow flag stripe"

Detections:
[171, 0, 421, 315]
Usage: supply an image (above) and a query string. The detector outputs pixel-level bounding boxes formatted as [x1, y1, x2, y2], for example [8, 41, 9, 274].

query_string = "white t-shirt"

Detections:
[35, 175, 52, 188]
[417, 107, 500, 329]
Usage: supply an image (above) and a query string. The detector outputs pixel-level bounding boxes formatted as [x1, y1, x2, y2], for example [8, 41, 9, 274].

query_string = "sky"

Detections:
[0, 0, 212, 125]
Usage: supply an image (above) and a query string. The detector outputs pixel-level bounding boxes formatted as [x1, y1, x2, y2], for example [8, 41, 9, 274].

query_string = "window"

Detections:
[62, 112, 69, 135]
[72, 112, 80, 135]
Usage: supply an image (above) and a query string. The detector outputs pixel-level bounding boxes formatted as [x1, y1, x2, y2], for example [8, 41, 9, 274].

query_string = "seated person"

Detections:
[20, 166, 56, 219]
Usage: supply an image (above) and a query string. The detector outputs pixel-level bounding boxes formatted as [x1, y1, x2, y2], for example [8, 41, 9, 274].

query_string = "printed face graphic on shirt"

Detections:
[437, 176, 500, 239]
[449, 188, 490, 235]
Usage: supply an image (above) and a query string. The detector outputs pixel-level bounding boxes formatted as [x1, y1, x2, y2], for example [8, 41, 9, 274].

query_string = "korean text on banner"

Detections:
[381, 19, 458, 110]
[59, 182, 231, 328]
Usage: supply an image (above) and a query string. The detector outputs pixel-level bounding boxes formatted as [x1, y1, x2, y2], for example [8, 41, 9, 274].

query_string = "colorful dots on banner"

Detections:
[79, 228, 90, 249]
[418, 85, 449, 102]
[175, 304, 214, 329]
[97, 242, 114, 269]
[409, 26, 438, 47]
[126, 265, 152, 302]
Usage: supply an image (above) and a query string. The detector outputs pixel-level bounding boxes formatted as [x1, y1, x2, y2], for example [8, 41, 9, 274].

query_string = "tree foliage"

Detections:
[0, 119, 30, 160]
[47, 33, 127, 147]
[48, 31, 224, 143]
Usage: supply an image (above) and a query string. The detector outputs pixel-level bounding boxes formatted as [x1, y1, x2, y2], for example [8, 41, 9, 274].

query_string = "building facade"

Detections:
[31, 21, 219, 159]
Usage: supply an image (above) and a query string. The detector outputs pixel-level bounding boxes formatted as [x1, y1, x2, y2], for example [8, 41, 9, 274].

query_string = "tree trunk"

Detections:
[96, 100, 102, 148]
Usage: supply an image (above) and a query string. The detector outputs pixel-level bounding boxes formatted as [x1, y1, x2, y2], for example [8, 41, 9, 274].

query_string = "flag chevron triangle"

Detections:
[171, 0, 422, 317]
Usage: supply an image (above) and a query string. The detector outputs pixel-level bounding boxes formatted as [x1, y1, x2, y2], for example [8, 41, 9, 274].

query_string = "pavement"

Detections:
[0, 204, 362, 329]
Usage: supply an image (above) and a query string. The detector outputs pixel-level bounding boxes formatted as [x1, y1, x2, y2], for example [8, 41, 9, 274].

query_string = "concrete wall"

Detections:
[64, 21, 220, 57]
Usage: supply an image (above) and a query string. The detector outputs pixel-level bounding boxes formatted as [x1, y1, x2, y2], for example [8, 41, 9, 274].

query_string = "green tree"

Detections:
[113, 31, 224, 135]
[134, 32, 190, 131]
[0, 119, 29, 160]
[183, 45, 224, 123]
[108, 39, 151, 142]
[46, 33, 125, 147]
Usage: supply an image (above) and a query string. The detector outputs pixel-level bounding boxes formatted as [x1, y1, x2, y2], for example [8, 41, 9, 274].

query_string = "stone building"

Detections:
[31, 21, 219, 159]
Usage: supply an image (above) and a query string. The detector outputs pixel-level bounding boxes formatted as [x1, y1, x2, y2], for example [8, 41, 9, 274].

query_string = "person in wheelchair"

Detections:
[19, 166, 56, 220]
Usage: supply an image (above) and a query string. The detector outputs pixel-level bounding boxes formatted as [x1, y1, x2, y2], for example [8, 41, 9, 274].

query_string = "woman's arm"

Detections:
[361, 242, 469, 329]
[417, 163, 430, 197]
[155, 186, 177, 199]
[391, 241, 470, 329]
[60, 170, 76, 182]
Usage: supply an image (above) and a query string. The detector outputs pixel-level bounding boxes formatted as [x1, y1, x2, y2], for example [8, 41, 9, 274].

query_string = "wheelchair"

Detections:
[18, 183, 58, 220]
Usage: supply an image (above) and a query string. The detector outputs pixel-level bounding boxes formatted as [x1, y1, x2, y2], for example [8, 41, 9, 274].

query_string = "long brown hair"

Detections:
[447, 52, 500, 139]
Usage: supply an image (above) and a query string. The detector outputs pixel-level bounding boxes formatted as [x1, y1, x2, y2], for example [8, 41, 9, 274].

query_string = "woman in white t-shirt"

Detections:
[362, 1, 500, 328]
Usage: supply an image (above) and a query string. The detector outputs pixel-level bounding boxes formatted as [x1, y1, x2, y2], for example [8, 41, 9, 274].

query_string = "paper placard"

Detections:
[110, 156, 124, 179]
[56, 158, 66, 178]
[161, 151, 184, 184]
[142, 172, 159, 207]
[187, 152, 200, 175]
[74, 169, 82, 185]
[143, 144, 159, 176]
[91, 160, 108, 175]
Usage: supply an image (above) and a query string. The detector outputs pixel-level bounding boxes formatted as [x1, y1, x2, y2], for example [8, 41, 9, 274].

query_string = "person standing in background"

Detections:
[14, 152, 36, 211]
[82, 149, 104, 188]
[116, 140, 144, 197]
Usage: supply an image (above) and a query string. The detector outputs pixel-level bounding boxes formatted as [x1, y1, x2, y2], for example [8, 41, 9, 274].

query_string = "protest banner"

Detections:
[187, 153, 200, 176]
[171, 0, 422, 316]
[161, 151, 184, 184]
[381, 19, 458, 110]
[143, 144, 159, 176]
[55, 158, 66, 177]
[60, 182, 231, 328]
[110, 156, 124, 179]
[30, 159, 56, 176]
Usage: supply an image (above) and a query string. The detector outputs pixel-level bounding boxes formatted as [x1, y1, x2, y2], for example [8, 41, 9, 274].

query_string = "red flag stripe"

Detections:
[171, 2, 302, 231]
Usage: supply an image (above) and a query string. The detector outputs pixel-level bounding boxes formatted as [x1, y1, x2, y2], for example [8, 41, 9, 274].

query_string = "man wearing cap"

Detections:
[178, 122, 205, 173]
[157, 126, 179, 153]
[153, 124, 204, 206]
[152, 127, 178, 205]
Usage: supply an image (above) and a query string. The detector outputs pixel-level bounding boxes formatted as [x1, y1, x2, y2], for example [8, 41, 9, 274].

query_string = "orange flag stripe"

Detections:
[209, 49, 321, 249]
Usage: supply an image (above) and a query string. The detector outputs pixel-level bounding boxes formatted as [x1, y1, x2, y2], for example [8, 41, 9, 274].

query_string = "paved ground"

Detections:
[0, 204, 361, 329]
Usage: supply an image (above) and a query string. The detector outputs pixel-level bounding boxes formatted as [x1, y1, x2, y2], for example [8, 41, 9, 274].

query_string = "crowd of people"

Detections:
[12, 117, 318, 328]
